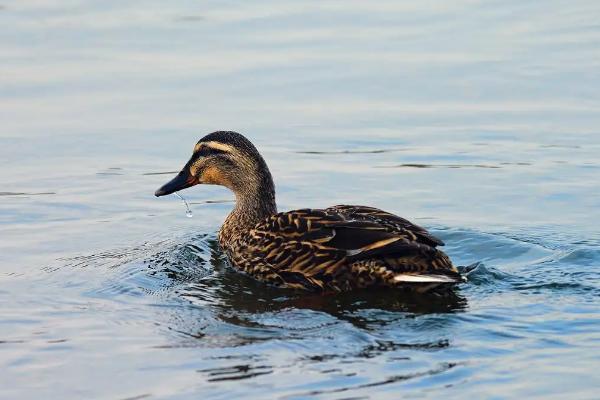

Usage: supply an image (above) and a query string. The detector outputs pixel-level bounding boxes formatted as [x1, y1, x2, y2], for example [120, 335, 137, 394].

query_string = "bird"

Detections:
[155, 131, 464, 292]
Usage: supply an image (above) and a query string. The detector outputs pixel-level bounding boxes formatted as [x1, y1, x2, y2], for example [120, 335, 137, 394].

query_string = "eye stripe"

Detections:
[194, 146, 228, 158]
[197, 146, 228, 157]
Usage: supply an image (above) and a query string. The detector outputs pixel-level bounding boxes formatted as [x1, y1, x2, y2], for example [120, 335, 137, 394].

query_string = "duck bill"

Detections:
[154, 170, 198, 197]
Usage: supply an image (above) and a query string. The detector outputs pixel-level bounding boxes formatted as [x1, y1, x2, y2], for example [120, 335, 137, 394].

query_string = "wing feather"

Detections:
[239, 206, 460, 289]
[326, 204, 445, 247]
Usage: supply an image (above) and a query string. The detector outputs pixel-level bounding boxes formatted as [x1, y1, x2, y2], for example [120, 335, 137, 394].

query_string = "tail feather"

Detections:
[393, 273, 466, 284]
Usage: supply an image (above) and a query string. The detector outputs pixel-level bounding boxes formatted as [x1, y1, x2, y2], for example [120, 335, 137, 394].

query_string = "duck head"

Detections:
[154, 131, 276, 208]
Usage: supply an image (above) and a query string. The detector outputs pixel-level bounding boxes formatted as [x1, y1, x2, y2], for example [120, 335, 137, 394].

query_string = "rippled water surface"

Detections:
[1, 1, 600, 399]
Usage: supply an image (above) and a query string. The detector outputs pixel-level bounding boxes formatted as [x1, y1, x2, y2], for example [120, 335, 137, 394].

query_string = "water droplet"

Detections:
[174, 192, 193, 218]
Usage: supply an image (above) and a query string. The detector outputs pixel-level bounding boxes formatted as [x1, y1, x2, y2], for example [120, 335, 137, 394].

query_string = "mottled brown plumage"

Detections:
[156, 131, 464, 292]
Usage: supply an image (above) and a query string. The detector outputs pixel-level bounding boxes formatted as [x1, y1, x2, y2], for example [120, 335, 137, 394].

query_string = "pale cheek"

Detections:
[201, 174, 217, 184]
[201, 167, 224, 185]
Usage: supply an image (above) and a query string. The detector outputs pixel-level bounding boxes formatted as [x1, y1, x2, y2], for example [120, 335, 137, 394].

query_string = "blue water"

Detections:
[1, 1, 600, 399]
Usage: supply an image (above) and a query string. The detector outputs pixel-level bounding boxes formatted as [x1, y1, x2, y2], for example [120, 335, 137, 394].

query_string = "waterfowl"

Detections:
[155, 131, 464, 292]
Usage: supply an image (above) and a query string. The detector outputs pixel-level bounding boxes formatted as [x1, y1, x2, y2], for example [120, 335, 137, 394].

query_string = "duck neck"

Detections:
[219, 169, 277, 246]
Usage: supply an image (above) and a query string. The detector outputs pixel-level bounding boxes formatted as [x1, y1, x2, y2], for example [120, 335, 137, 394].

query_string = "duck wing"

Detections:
[239, 208, 461, 291]
[325, 204, 445, 247]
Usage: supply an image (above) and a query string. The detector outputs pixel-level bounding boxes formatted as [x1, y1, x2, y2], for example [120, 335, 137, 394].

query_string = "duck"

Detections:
[155, 131, 464, 292]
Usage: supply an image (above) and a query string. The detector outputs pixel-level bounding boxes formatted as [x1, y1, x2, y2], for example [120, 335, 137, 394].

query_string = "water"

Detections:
[1, 1, 600, 398]
[175, 192, 194, 218]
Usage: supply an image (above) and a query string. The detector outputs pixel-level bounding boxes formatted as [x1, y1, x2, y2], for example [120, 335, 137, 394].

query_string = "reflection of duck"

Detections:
[165, 237, 466, 339]
[210, 265, 468, 324]
[156, 131, 465, 292]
